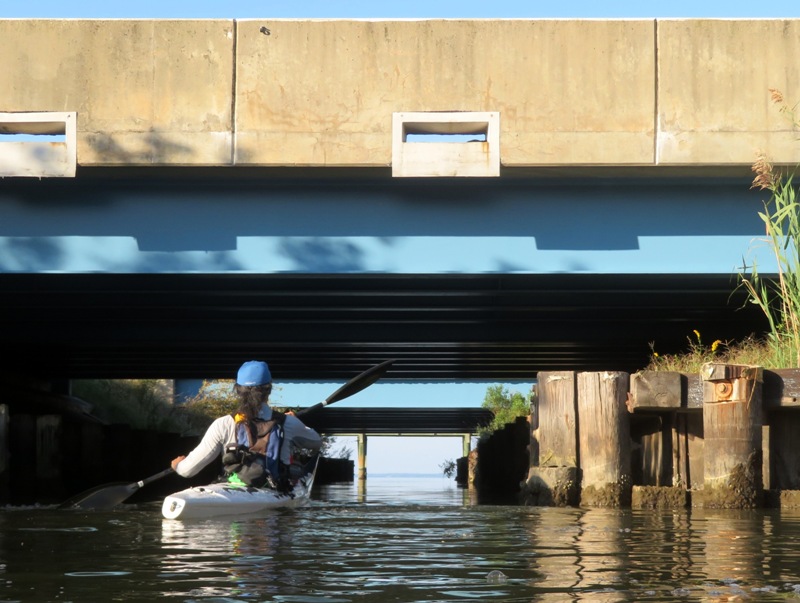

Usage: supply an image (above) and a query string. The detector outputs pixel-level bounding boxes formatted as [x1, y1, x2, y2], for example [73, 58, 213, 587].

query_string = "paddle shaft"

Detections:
[135, 467, 177, 488]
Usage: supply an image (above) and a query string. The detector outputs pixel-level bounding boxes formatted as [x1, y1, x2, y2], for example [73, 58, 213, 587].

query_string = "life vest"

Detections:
[222, 410, 287, 489]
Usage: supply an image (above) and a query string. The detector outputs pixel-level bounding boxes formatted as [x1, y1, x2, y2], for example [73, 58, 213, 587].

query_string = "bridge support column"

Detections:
[357, 433, 367, 481]
[462, 434, 471, 457]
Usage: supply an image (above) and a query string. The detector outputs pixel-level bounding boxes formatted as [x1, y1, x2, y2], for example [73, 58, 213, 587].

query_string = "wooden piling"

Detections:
[104, 424, 132, 480]
[577, 371, 631, 507]
[521, 371, 580, 506]
[536, 372, 578, 467]
[700, 363, 763, 509]
[674, 412, 704, 491]
[9, 414, 36, 504]
[768, 411, 800, 490]
[0, 405, 8, 504]
[61, 421, 105, 495]
[36, 414, 63, 502]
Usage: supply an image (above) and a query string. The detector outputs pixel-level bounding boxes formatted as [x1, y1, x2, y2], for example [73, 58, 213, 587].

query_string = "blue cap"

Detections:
[236, 361, 272, 386]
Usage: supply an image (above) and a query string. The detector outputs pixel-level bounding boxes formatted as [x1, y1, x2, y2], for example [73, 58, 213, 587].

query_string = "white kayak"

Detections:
[162, 464, 317, 520]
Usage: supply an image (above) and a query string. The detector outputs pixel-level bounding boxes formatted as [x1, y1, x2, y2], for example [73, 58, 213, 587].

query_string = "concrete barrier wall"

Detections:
[0, 20, 235, 166]
[658, 19, 800, 166]
[2, 19, 799, 168]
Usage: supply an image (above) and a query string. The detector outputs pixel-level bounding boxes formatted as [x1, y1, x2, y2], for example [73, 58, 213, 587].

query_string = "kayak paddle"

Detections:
[59, 359, 395, 510]
[58, 467, 176, 511]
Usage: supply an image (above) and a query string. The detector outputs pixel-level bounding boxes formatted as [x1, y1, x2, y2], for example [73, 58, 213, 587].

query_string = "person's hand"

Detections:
[171, 455, 186, 470]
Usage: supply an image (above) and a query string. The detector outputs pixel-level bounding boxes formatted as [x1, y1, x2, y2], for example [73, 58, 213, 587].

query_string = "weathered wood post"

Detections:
[700, 363, 763, 508]
[36, 414, 63, 502]
[628, 371, 690, 509]
[762, 368, 800, 496]
[104, 424, 133, 481]
[629, 371, 680, 485]
[521, 372, 580, 506]
[0, 405, 8, 504]
[577, 371, 631, 507]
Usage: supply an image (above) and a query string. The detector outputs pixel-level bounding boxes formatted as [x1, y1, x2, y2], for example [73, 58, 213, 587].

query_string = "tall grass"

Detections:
[645, 90, 800, 373]
[738, 89, 800, 368]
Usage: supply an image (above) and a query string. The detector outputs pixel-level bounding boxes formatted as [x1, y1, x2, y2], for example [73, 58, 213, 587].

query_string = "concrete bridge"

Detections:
[1, 18, 799, 384]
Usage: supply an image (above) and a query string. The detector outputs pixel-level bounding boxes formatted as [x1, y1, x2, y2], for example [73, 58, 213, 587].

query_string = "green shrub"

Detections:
[480, 384, 530, 436]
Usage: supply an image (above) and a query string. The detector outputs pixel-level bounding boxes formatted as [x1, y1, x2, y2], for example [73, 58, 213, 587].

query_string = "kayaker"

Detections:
[170, 360, 322, 489]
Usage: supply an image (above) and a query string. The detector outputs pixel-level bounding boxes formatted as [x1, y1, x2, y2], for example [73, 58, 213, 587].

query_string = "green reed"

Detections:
[738, 89, 800, 367]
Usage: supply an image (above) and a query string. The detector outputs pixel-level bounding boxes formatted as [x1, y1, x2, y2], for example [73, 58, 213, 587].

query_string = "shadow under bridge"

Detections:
[300, 407, 495, 479]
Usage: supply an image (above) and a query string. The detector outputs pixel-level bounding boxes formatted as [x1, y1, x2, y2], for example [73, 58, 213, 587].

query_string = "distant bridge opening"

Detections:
[329, 435, 468, 476]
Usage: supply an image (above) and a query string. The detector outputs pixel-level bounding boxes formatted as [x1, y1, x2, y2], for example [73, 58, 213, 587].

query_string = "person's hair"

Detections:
[233, 383, 273, 420]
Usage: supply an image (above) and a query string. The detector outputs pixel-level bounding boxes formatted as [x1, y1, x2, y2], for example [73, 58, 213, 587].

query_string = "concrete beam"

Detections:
[1, 19, 798, 170]
[0, 19, 234, 167]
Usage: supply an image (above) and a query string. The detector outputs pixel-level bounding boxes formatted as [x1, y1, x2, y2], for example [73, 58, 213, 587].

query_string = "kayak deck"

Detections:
[163, 461, 317, 519]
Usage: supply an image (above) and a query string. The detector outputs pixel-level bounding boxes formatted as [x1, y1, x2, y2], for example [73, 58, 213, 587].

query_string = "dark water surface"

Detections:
[3, 476, 800, 602]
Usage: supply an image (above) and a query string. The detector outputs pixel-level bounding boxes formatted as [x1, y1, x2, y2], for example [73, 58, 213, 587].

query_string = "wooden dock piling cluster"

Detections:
[0, 407, 213, 505]
[521, 364, 800, 509]
[0, 392, 356, 506]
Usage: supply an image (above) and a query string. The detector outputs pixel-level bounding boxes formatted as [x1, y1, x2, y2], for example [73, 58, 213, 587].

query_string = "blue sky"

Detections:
[3, 0, 799, 19]
[6, 0, 794, 475]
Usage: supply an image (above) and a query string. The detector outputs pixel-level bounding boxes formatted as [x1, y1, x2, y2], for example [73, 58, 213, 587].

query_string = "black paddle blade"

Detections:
[59, 468, 175, 511]
[59, 482, 139, 510]
[326, 359, 395, 404]
[298, 359, 395, 417]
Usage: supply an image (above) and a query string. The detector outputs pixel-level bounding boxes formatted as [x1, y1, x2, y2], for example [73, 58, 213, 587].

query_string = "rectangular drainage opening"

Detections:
[392, 112, 499, 177]
[0, 112, 76, 178]
[1, 133, 67, 142]
[405, 133, 487, 143]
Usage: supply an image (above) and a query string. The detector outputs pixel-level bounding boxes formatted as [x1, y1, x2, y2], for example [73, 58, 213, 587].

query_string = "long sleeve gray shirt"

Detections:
[174, 406, 322, 478]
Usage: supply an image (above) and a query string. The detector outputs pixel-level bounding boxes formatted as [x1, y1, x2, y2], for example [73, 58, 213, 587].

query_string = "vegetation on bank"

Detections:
[72, 378, 351, 459]
[645, 332, 780, 373]
[72, 378, 200, 432]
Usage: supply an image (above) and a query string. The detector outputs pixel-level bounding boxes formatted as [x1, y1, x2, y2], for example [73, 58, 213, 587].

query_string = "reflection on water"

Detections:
[2, 477, 800, 602]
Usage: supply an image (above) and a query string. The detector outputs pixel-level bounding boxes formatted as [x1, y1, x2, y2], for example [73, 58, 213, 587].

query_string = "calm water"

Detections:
[3, 476, 800, 602]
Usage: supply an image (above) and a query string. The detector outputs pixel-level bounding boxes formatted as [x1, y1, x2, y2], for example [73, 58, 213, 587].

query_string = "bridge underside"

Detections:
[0, 271, 767, 382]
[0, 168, 775, 382]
